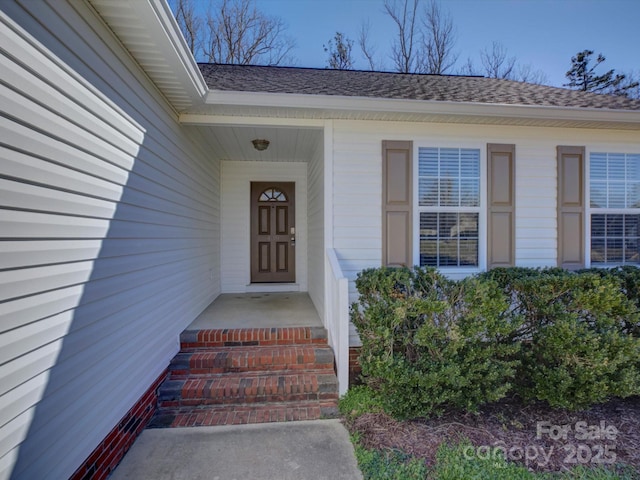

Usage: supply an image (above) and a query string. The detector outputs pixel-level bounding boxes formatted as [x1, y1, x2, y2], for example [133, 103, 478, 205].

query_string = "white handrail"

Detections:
[326, 248, 349, 395]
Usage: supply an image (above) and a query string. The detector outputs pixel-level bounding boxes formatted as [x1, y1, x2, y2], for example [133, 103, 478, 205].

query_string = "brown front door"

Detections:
[250, 182, 296, 283]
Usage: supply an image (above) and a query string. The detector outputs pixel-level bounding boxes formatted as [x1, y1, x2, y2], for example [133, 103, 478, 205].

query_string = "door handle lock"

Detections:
[291, 236, 295, 246]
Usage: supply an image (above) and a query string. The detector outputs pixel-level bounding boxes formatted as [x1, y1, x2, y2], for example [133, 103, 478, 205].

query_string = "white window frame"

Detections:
[412, 143, 487, 277]
[585, 150, 640, 268]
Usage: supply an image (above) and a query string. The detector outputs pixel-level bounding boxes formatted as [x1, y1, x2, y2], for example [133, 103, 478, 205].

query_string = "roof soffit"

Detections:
[88, 0, 207, 112]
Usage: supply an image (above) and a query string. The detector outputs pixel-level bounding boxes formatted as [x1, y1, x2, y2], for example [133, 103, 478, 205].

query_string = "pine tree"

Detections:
[564, 50, 639, 97]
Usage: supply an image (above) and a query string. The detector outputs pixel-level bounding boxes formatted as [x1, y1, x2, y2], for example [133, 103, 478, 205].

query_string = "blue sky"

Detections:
[251, 0, 640, 87]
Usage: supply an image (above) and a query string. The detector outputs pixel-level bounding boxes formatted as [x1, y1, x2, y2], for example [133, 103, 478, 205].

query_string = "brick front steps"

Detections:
[150, 327, 339, 428]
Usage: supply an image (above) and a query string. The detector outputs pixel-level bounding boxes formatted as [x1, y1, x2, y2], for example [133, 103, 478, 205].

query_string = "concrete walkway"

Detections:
[187, 293, 323, 329]
[110, 419, 362, 480]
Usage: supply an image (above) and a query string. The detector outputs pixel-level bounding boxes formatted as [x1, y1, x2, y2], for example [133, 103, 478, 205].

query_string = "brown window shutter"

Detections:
[382, 141, 413, 267]
[557, 146, 585, 270]
[487, 144, 516, 268]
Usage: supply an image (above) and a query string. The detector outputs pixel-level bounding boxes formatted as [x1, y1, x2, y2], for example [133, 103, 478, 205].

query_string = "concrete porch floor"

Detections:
[187, 292, 323, 330]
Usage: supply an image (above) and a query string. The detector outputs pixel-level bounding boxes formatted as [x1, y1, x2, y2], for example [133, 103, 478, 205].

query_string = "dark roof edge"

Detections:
[196, 62, 487, 79]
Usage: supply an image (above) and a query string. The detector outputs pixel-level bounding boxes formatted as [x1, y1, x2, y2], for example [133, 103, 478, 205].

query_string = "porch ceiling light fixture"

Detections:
[251, 138, 270, 151]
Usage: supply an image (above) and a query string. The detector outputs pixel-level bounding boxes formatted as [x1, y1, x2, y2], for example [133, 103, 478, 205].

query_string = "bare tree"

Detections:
[170, 0, 202, 55]
[421, 0, 457, 74]
[516, 63, 548, 85]
[480, 41, 516, 79]
[384, 0, 421, 73]
[205, 0, 295, 64]
[170, 0, 295, 65]
[324, 32, 354, 70]
[358, 20, 379, 71]
[457, 57, 479, 76]
[459, 48, 548, 85]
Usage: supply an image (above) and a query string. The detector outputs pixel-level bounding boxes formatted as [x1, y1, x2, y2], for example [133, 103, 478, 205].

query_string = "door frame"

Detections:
[250, 181, 296, 283]
[219, 161, 309, 293]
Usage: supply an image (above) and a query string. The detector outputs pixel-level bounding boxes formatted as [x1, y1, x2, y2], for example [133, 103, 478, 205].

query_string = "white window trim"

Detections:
[412, 143, 487, 277]
[585, 149, 640, 268]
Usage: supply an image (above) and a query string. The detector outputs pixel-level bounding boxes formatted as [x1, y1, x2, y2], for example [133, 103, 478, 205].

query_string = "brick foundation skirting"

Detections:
[69, 369, 168, 480]
[349, 347, 362, 386]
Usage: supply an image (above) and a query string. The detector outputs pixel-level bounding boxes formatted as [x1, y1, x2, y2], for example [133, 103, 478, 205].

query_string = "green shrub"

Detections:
[352, 266, 640, 416]
[578, 266, 640, 337]
[351, 267, 520, 419]
[338, 385, 383, 419]
[511, 272, 640, 409]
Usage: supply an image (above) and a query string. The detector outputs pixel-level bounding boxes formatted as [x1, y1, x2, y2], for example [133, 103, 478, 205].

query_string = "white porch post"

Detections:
[322, 120, 349, 395]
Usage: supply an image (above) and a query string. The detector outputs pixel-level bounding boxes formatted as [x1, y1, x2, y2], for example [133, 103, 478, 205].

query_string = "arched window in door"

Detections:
[259, 187, 288, 202]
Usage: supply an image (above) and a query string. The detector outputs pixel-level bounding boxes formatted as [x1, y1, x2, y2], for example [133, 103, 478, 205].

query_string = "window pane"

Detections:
[590, 153, 640, 210]
[625, 215, 639, 237]
[625, 238, 639, 263]
[438, 239, 458, 266]
[592, 214, 640, 265]
[420, 212, 478, 267]
[624, 215, 640, 265]
[627, 183, 640, 208]
[418, 147, 480, 208]
[590, 182, 606, 208]
[591, 238, 605, 263]
[420, 212, 438, 237]
[459, 239, 479, 266]
[418, 147, 480, 268]
[608, 154, 626, 180]
[460, 178, 480, 207]
[419, 178, 438, 206]
[439, 212, 459, 267]
[608, 185, 625, 208]
[457, 213, 478, 237]
[259, 188, 287, 202]
[460, 149, 480, 177]
[606, 214, 624, 237]
[420, 239, 438, 266]
[590, 153, 607, 180]
[440, 149, 460, 177]
[439, 212, 457, 238]
[607, 238, 623, 262]
[591, 214, 605, 237]
[628, 154, 640, 182]
[439, 178, 459, 206]
[418, 148, 438, 176]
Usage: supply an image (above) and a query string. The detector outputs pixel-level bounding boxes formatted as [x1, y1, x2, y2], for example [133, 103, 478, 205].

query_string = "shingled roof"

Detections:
[199, 64, 640, 111]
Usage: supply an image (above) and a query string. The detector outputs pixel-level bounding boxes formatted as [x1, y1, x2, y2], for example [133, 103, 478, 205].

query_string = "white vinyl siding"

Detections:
[331, 121, 639, 346]
[220, 161, 308, 293]
[1, 2, 220, 479]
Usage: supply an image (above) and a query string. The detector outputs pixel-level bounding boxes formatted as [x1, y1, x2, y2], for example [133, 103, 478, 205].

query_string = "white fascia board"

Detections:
[205, 89, 640, 126]
[180, 114, 325, 128]
[146, 0, 208, 98]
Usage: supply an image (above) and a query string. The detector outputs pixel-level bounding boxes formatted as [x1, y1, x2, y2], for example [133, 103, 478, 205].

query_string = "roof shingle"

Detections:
[198, 64, 640, 111]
